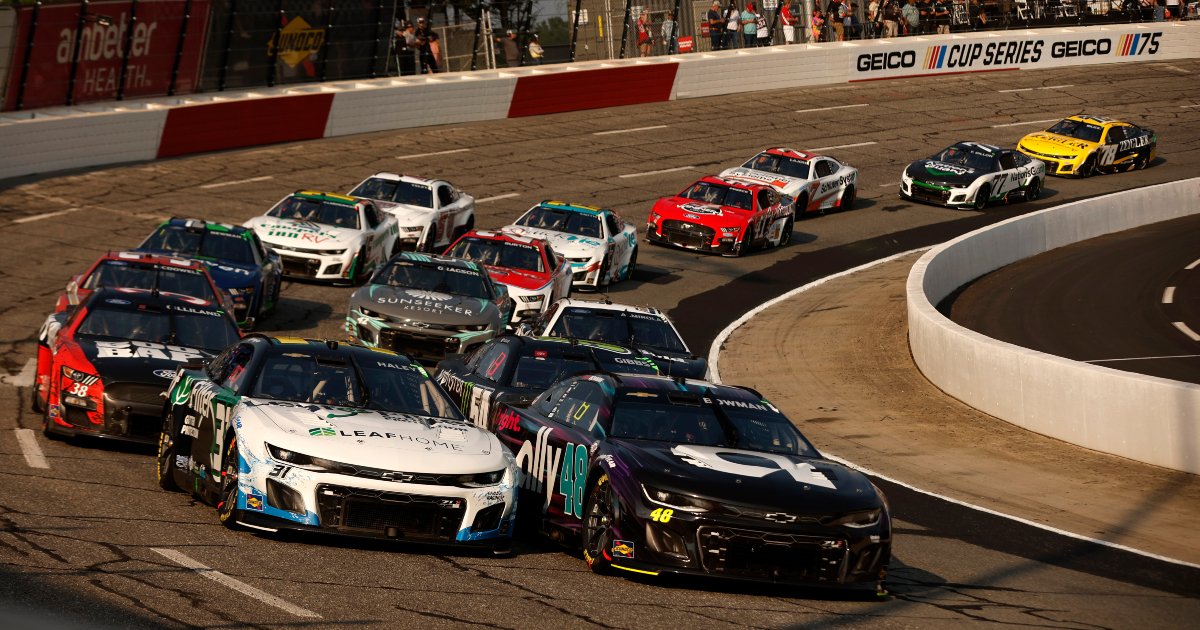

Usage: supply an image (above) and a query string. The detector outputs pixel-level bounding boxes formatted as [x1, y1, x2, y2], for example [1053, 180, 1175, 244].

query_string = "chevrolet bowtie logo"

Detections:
[381, 472, 414, 482]
[764, 512, 797, 523]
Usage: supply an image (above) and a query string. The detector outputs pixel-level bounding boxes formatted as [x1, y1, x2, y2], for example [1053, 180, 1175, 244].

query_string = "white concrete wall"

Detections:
[0, 108, 166, 179]
[908, 178, 1200, 474]
[324, 74, 518, 138]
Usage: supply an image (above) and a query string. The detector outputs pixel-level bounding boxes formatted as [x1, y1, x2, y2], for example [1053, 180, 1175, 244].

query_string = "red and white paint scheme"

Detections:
[54, 251, 230, 314]
[647, 176, 795, 257]
[349, 173, 476, 253]
[444, 230, 573, 324]
[719, 147, 860, 215]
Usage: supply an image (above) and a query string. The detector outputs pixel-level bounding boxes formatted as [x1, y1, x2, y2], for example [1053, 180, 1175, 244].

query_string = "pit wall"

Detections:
[2, 22, 1200, 180]
[907, 178, 1200, 475]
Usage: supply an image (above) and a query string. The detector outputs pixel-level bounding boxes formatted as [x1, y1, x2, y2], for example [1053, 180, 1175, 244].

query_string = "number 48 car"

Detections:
[1017, 115, 1156, 178]
[900, 142, 1045, 210]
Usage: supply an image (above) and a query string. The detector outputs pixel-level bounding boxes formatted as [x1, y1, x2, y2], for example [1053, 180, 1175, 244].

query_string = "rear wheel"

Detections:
[31, 354, 45, 413]
[737, 226, 755, 257]
[583, 474, 616, 575]
[156, 413, 181, 492]
[1025, 177, 1042, 202]
[973, 184, 991, 211]
[216, 437, 242, 529]
[1078, 154, 1096, 178]
[838, 185, 856, 212]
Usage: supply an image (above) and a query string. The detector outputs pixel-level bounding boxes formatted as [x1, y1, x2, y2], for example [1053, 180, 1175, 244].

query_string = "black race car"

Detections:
[435, 335, 661, 429]
[899, 142, 1046, 210]
[491, 372, 892, 594]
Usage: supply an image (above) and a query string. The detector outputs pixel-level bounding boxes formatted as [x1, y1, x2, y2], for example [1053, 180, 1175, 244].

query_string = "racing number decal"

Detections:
[558, 443, 588, 518]
[68, 383, 89, 397]
[1099, 145, 1118, 166]
[651, 508, 674, 523]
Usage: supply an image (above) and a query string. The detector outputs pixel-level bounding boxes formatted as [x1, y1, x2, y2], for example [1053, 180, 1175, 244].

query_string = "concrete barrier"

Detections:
[907, 177, 1200, 474]
[2, 22, 1199, 180]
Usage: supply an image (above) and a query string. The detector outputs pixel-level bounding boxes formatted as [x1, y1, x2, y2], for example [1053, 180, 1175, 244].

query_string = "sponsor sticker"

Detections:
[153, 370, 175, 379]
[246, 492, 264, 511]
[612, 540, 635, 559]
[309, 427, 336, 437]
[106, 299, 131, 305]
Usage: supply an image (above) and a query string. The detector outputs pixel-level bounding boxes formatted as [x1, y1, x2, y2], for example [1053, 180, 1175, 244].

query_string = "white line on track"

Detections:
[1163, 287, 1176, 303]
[1187, 258, 1200, 270]
[14, 429, 48, 469]
[12, 207, 80, 224]
[1087, 354, 1200, 363]
[807, 141, 877, 152]
[879, 182, 900, 188]
[0, 359, 35, 387]
[999, 85, 1072, 93]
[990, 118, 1062, 128]
[795, 103, 870, 114]
[1173, 322, 1200, 341]
[594, 125, 668, 135]
[396, 148, 470, 159]
[199, 176, 273, 189]
[998, 88, 1034, 93]
[153, 549, 320, 618]
[475, 193, 520, 203]
[708, 247, 1200, 572]
[619, 166, 694, 178]
[1182, 105, 1200, 109]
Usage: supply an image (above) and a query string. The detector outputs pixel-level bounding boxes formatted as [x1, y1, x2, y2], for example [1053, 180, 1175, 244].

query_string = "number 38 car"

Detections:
[1016, 115, 1156, 178]
[156, 336, 519, 552]
[488, 372, 892, 593]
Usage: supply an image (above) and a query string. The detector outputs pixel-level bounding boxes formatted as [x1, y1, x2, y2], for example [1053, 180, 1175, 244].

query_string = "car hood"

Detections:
[242, 399, 506, 472]
[198, 259, 262, 289]
[499, 226, 605, 258]
[351, 284, 496, 324]
[484, 265, 552, 292]
[634, 347, 708, 380]
[245, 216, 359, 249]
[718, 167, 808, 194]
[1019, 132, 1096, 155]
[376, 201, 435, 226]
[653, 198, 749, 226]
[73, 337, 216, 386]
[612, 441, 881, 511]
[905, 161, 984, 186]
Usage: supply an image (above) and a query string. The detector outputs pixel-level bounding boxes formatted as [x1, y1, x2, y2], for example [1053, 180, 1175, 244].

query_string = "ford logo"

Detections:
[153, 370, 175, 379]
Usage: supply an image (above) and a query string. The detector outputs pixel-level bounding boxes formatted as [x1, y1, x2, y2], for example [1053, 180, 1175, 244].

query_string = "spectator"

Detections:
[755, 8, 768, 45]
[707, 2, 725, 50]
[1154, 0, 1165, 21]
[867, 0, 880, 38]
[812, 10, 825, 42]
[883, 0, 901, 37]
[415, 18, 435, 74]
[637, 10, 653, 57]
[663, 11, 680, 53]
[528, 33, 544, 65]
[1166, 0, 1180, 19]
[933, 0, 950, 34]
[495, 29, 520, 67]
[969, 0, 987, 29]
[740, 3, 757, 48]
[915, 0, 931, 34]
[828, 0, 845, 40]
[726, 2, 741, 49]
[902, 0, 919, 35]
[428, 32, 443, 72]
[846, 3, 861, 39]
[780, 2, 796, 43]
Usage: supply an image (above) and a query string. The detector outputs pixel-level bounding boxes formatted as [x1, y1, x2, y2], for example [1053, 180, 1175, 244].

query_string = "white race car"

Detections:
[720, 147, 860, 215]
[500, 201, 637, 290]
[156, 336, 519, 553]
[245, 191, 399, 283]
[349, 173, 475, 253]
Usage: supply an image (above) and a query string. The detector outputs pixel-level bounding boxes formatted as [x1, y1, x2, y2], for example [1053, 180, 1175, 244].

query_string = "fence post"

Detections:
[15, 1, 43, 111]
[218, 0, 239, 91]
[319, 0, 334, 81]
[517, 0, 532, 65]
[569, 0, 582, 61]
[618, 0, 632, 58]
[168, 0, 193, 95]
[672, 0, 682, 51]
[766, 0, 780, 45]
[116, 0, 138, 100]
[65, 0, 89, 106]
[471, 1, 483, 70]
[266, 0, 284, 87]
[370, 0, 386, 78]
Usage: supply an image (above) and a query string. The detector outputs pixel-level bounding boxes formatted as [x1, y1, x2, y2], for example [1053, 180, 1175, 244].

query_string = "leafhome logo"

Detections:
[268, 16, 325, 68]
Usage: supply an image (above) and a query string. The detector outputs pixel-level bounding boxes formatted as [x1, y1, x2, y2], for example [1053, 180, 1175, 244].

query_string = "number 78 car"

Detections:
[156, 336, 518, 552]
[1016, 115, 1156, 178]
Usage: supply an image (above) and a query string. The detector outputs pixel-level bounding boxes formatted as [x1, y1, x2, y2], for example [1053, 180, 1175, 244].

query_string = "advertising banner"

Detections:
[4, 0, 210, 111]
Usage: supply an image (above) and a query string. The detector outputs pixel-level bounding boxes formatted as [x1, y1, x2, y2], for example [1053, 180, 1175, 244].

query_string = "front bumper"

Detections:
[899, 180, 974, 208]
[1017, 149, 1082, 178]
[506, 286, 553, 323]
[47, 380, 166, 444]
[646, 221, 737, 255]
[274, 250, 355, 281]
[348, 315, 494, 362]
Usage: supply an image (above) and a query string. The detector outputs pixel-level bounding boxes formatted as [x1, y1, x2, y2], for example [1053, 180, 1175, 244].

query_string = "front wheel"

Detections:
[838, 185, 856, 212]
[737, 226, 755, 257]
[794, 193, 809, 217]
[598, 254, 612, 287]
[156, 414, 181, 492]
[216, 436, 243, 529]
[1025, 177, 1041, 202]
[1078, 154, 1096, 178]
[780, 217, 794, 247]
[624, 246, 638, 282]
[973, 184, 990, 211]
[582, 474, 616, 575]
[454, 214, 475, 242]
[420, 224, 438, 254]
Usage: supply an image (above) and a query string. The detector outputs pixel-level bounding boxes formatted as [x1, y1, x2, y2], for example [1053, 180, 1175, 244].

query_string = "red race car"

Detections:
[54, 251, 230, 315]
[444, 230, 573, 325]
[646, 176, 794, 257]
[35, 287, 242, 444]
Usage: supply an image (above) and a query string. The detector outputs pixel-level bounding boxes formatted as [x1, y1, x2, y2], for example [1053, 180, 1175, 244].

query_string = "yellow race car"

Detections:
[1016, 115, 1156, 178]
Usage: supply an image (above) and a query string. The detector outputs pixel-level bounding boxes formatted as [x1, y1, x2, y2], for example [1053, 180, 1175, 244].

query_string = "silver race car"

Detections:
[349, 173, 476, 253]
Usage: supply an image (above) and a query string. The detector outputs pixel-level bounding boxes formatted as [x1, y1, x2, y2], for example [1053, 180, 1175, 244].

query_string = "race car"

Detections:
[444, 230, 573, 325]
[345, 252, 515, 362]
[647, 176, 793, 257]
[900, 142, 1046, 210]
[492, 372, 892, 593]
[36, 287, 242, 444]
[719, 147, 860, 215]
[1016, 115, 1157, 178]
[501, 202, 637, 290]
[155, 336, 517, 552]
[136, 219, 283, 330]
[53, 251, 229, 315]
[435, 335, 661, 428]
[245, 191, 400, 284]
[515, 298, 708, 379]
[349, 173, 475, 253]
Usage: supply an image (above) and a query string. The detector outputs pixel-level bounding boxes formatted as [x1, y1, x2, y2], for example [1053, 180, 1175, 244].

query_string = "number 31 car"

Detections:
[156, 336, 519, 552]
[1016, 115, 1156, 178]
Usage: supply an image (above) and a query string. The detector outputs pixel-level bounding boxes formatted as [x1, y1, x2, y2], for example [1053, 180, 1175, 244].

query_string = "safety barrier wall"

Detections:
[907, 178, 1200, 475]
[2, 21, 1200, 180]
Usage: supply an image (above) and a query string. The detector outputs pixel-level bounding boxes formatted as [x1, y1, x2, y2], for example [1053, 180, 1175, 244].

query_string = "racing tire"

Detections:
[794, 193, 809, 218]
[388, 236, 400, 262]
[598, 254, 612, 288]
[780, 217, 794, 247]
[1025, 177, 1042, 202]
[216, 436, 243, 530]
[838, 185, 856, 212]
[583, 474, 617, 575]
[1137, 153, 1151, 170]
[31, 355, 45, 413]
[972, 184, 990, 212]
[624, 246, 638, 282]
[736, 226, 755, 257]
[156, 413, 181, 492]
[420, 225, 438, 254]
[454, 215, 475, 242]
[41, 403, 66, 441]
[1078, 154, 1096, 178]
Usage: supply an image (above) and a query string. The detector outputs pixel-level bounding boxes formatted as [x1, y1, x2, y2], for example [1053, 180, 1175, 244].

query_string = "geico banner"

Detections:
[3, 0, 210, 111]
[850, 29, 1169, 81]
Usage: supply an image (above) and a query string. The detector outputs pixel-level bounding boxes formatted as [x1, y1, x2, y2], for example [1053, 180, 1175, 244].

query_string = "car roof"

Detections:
[458, 230, 546, 249]
[160, 218, 253, 236]
[243, 335, 416, 361]
[535, 201, 607, 215]
[571, 371, 761, 398]
[85, 286, 223, 310]
[1065, 114, 1118, 126]
[292, 190, 365, 207]
[363, 172, 446, 186]
[949, 141, 1005, 155]
[95, 251, 208, 270]
[552, 297, 664, 317]
[762, 147, 823, 161]
[694, 175, 761, 191]
[389, 250, 483, 270]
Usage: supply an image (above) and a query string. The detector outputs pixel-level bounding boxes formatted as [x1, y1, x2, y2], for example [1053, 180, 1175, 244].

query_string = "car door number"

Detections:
[651, 508, 674, 523]
[68, 383, 88, 397]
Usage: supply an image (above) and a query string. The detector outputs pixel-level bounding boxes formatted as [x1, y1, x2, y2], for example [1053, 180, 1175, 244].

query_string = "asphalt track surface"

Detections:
[945, 211, 1200, 384]
[3, 59, 1200, 629]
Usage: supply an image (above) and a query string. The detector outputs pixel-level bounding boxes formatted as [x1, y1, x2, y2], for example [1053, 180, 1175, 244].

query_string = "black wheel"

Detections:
[421, 224, 438, 254]
[1025, 177, 1042, 202]
[736, 226, 755, 257]
[388, 235, 400, 261]
[41, 402, 66, 441]
[582, 474, 616, 575]
[454, 214, 475, 242]
[156, 413, 181, 492]
[794, 193, 809, 217]
[598, 253, 611, 287]
[31, 355, 44, 413]
[838, 185, 856, 212]
[624, 246, 637, 282]
[216, 436, 242, 529]
[780, 217, 794, 247]
[1137, 153, 1150, 170]
[972, 184, 990, 211]
[1078, 154, 1096, 178]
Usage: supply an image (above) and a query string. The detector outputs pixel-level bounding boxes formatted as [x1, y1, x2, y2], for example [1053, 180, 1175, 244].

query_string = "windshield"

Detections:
[931, 147, 995, 171]
[141, 226, 256, 264]
[446, 238, 545, 273]
[741, 153, 811, 179]
[82, 261, 220, 304]
[515, 207, 602, 238]
[268, 196, 360, 229]
[350, 178, 434, 208]
[511, 351, 592, 389]
[548, 308, 686, 351]
[1045, 119, 1104, 143]
[76, 305, 239, 351]
[373, 261, 492, 300]
[678, 181, 753, 210]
